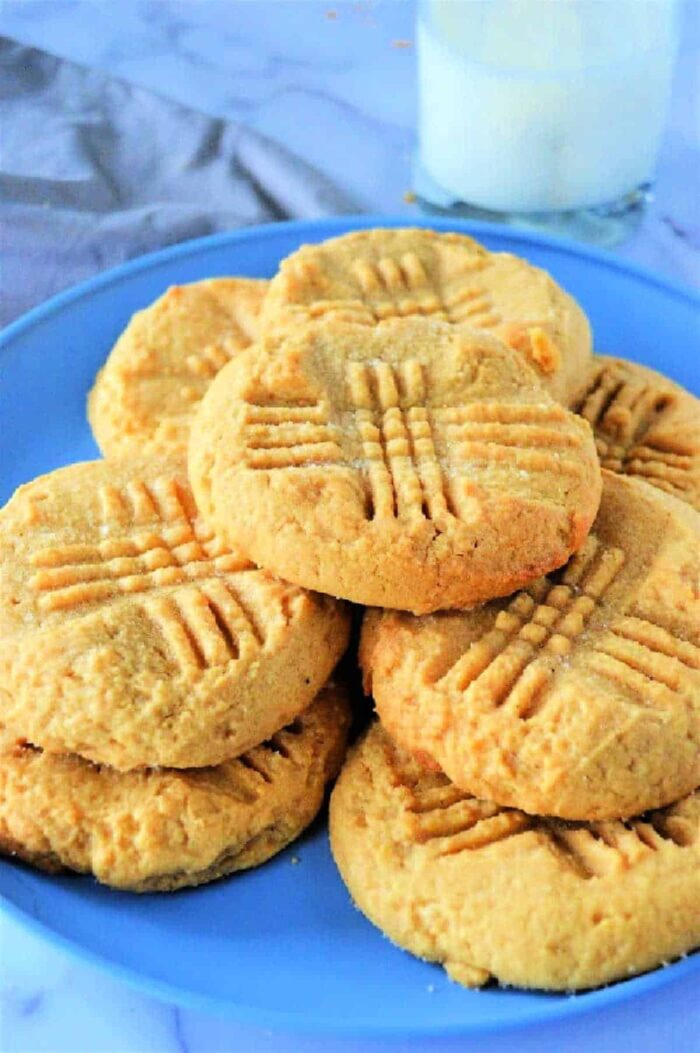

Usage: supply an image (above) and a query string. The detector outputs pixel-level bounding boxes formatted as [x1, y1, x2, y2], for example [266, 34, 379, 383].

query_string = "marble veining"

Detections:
[3, 0, 695, 283]
[0, 2, 698, 1051]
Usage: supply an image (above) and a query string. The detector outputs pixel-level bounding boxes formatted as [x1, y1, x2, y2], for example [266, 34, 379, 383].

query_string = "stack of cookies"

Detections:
[1, 228, 698, 993]
[0, 300, 352, 890]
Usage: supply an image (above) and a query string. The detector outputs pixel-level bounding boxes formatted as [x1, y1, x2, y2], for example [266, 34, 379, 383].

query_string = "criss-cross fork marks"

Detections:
[215, 717, 307, 802]
[348, 363, 587, 521]
[438, 537, 626, 718]
[436, 401, 586, 477]
[348, 360, 457, 521]
[29, 478, 252, 613]
[621, 442, 696, 499]
[575, 367, 666, 447]
[575, 367, 696, 495]
[145, 579, 264, 674]
[296, 251, 501, 328]
[588, 614, 700, 702]
[242, 401, 344, 470]
[97, 478, 194, 526]
[408, 793, 693, 873]
[541, 805, 698, 880]
[352, 255, 500, 327]
[387, 748, 532, 857]
[237, 718, 306, 786]
[387, 744, 698, 876]
[242, 365, 589, 517]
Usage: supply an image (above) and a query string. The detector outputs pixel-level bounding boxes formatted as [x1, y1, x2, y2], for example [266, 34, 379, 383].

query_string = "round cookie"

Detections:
[260, 227, 591, 405]
[573, 355, 700, 511]
[361, 472, 700, 819]
[0, 457, 350, 770]
[330, 723, 700, 992]
[88, 278, 268, 458]
[0, 683, 350, 892]
[189, 318, 601, 614]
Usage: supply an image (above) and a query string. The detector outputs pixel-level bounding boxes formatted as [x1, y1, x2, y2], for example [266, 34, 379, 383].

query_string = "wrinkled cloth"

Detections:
[0, 37, 359, 325]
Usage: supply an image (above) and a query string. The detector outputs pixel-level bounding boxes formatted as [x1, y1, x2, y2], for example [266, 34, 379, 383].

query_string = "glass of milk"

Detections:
[415, 0, 680, 245]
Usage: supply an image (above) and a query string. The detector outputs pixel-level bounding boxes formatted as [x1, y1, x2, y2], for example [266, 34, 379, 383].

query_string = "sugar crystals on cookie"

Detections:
[189, 317, 601, 613]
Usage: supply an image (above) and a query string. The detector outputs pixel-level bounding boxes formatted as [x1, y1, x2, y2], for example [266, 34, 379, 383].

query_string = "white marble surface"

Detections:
[2, 908, 699, 1053]
[0, 0, 698, 284]
[0, 3, 699, 1052]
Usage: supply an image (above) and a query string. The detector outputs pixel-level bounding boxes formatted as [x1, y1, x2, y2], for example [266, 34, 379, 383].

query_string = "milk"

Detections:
[417, 0, 679, 213]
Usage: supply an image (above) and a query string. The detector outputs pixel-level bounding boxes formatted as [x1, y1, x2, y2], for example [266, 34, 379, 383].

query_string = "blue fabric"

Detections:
[0, 37, 358, 324]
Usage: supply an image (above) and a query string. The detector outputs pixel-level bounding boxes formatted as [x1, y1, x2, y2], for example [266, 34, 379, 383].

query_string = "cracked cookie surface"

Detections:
[361, 472, 700, 819]
[189, 318, 601, 613]
[330, 722, 700, 991]
[0, 457, 350, 770]
[0, 684, 349, 891]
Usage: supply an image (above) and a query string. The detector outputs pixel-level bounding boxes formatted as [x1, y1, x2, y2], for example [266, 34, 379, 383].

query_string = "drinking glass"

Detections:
[415, 0, 680, 245]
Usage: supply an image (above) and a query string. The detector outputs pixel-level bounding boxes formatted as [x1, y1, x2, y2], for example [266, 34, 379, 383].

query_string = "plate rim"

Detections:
[1, 215, 698, 353]
[1, 214, 698, 1037]
[2, 879, 698, 1038]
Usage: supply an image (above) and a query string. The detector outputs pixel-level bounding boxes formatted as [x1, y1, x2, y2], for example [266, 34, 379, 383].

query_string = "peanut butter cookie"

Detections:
[573, 355, 700, 511]
[0, 458, 349, 770]
[361, 472, 700, 819]
[189, 318, 601, 613]
[88, 278, 267, 458]
[260, 228, 591, 404]
[0, 684, 349, 891]
[330, 723, 700, 991]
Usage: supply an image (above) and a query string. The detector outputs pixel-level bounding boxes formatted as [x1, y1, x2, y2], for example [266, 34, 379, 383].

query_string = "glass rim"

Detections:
[417, 2, 681, 80]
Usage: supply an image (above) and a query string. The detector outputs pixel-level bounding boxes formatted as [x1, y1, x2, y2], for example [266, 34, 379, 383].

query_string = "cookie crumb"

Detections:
[326, 9, 338, 18]
[392, 39, 412, 49]
[403, 190, 417, 204]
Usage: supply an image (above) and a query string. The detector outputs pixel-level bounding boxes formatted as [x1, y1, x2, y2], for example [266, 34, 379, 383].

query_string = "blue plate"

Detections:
[1, 217, 698, 1037]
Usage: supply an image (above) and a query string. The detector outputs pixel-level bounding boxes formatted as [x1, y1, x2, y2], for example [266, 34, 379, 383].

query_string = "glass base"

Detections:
[413, 164, 650, 248]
